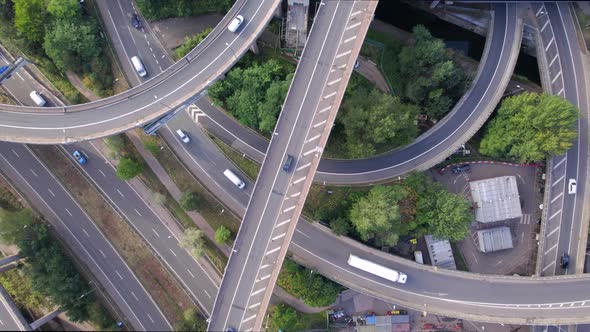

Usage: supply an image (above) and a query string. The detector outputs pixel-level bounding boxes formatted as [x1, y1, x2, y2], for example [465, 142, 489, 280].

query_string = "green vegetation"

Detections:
[574, 4, 590, 52]
[209, 59, 294, 135]
[180, 191, 200, 211]
[116, 157, 145, 180]
[209, 135, 260, 180]
[136, 0, 234, 20]
[215, 225, 231, 245]
[306, 173, 472, 246]
[142, 135, 160, 155]
[0, 207, 114, 328]
[174, 27, 212, 60]
[362, 29, 404, 93]
[181, 228, 205, 257]
[174, 308, 207, 331]
[7, 0, 113, 97]
[266, 305, 327, 332]
[277, 260, 343, 307]
[480, 92, 579, 163]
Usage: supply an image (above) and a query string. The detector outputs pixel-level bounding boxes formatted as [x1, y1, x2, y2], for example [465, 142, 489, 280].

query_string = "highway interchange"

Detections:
[0, 0, 589, 330]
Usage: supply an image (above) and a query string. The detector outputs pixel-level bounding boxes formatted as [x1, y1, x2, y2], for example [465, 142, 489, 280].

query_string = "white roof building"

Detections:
[424, 235, 456, 270]
[477, 226, 514, 253]
[470, 176, 522, 223]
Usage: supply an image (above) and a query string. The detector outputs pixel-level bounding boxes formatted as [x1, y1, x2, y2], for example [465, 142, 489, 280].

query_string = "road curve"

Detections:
[0, 0, 280, 144]
[198, 2, 522, 185]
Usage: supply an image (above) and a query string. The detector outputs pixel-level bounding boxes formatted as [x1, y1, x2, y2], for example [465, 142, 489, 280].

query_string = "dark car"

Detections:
[131, 14, 142, 29]
[72, 150, 87, 165]
[283, 155, 294, 172]
[561, 253, 570, 269]
[451, 164, 471, 174]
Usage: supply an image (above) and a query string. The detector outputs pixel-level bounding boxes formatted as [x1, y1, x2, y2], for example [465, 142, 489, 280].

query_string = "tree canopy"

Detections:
[215, 225, 231, 245]
[277, 260, 343, 307]
[136, 0, 235, 20]
[181, 228, 205, 257]
[44, 20, 101, 71]
[180, 191, 200, 211]
[480, 92, 579, 162]
[13, 0, 47, 44]
[116, 158, 144, 180]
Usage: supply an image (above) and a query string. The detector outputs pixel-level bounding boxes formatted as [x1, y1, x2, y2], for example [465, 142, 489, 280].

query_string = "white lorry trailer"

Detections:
[347, 254, 407, 284]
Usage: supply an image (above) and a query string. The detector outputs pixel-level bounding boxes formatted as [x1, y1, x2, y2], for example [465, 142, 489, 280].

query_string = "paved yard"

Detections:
[432, 162, 541, 275]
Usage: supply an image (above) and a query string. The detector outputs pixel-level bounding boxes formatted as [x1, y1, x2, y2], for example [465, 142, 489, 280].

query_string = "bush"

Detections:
[277, 260, 343, 307]
[215, 225, 231, 244]
[135, 0, 235, 20]
[143, 136, 160, 155]
[175, 27, 212, 60]
[174, 308, 207, 331]
[268, 305, 299, 332]
[180, 191, 200, 211]
[181, 229, 205, 257]
[116, 158, 144, 180]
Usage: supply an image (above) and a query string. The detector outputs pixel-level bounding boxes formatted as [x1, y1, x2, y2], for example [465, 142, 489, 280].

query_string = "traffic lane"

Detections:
[0, 143, 170, 331]
[0, 56, 60, 107]
[291, 221, 590, 323]
[61, 140, 219, 313]
[312, 3, 517, 182]
[0, 0, 281, 142]
[208, 1, 352, 329]
[0, 283, 27, 331]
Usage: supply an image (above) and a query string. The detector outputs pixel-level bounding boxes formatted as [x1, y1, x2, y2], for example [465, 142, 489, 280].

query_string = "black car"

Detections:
[131, 14, 142, 29]
[283, 155, 294, 172]
[451, 164, 471, 174]
[561, 253, 570, 269]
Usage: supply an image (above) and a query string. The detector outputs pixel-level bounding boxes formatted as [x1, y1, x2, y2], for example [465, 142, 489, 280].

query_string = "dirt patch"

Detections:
[30, 145, 194, 324]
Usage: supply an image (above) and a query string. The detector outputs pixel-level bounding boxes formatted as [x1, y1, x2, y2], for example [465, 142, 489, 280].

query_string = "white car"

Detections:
[176, 129, 190, 143]
[568, 178, 577, 194]
[228, 15, 244, 33]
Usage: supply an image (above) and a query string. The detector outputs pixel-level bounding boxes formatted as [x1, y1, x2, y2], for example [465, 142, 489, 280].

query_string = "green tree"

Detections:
[340, 87, 420, 158]
[416, 183, 472, 241]
[268, 304, 299, 332]
[47, 0, 81, 20]
[0, 0, 14, 21]
[277, 260, 343, 307]
[349, 185, 408, 247]
[258, 74, 293, 134]
[480, 92, 579, 162]
[116, 158, 144, 180]
[44, 20, 101, 71]
[181, 228, 205, 257]
[180, 191, 200, 211]
[330, 217, 352, 236]
[0, 270, 49, 310]
[13, 0, 47, 44]
[174, 308, 207, 331]
[0, 208, 35, 243]
[175, 27, 212, 59]
[135, 0, 234, 20]
[215, 225, 231, 245]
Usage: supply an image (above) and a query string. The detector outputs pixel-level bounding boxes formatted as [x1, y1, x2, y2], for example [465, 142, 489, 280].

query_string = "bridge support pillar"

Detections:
[249, 42, 259, 55]
[30, 309, 61, 330]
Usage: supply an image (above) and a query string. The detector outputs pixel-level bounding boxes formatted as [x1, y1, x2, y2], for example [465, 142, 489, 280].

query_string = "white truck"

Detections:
[347, 254, 407, 284]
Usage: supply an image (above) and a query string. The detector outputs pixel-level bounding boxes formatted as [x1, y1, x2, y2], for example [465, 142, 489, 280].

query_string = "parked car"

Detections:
[561, 252, 570, 269]
[451, 164, 471, 174]
[131, 14, 142, 29]
[568, 178, 577, 194]
[72, 150, 87, 165]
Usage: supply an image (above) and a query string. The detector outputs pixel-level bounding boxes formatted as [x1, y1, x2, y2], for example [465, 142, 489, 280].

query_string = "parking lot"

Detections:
[432, 162, 541, 275]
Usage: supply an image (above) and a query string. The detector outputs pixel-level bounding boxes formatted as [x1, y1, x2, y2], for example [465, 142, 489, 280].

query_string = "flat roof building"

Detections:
[470, 176, 522, 223]
[424, 235, 456, 270]
[477, 226, 514, 253]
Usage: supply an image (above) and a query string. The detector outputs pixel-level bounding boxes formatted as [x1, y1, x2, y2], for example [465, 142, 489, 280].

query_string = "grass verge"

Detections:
[209, 134, 261, 181]
[30, 145, 194, 324]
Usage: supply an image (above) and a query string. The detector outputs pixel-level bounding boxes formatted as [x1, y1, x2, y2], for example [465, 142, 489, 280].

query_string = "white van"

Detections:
[176, 129, 190, 143]
[227, 15, 244, 33]
[223, 169, 245, 189]
[29, 91, 46, 106]
[131, 56, 147, 77]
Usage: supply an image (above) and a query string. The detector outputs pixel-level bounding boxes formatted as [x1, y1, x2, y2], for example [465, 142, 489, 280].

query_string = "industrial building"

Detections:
[477, 226, 514, 253]
[424, 235, 457, 270]
[470, 176, 522, 223]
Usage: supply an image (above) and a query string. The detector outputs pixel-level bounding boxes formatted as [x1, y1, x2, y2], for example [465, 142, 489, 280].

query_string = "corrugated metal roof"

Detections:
[470, 176, 522, 223]
[477, 226, 514, 253]
[424, 235, 457, 270]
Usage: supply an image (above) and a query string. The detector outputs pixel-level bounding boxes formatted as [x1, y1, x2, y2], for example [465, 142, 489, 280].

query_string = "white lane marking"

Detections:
[115, 270, 124, 280]
[346, 21, 361, 30]
[536, 5, 545, 16]
[296, 162, 311, 171]
[545, 37, 555, 51]
[259, 274, 271, 281]
[204, 289, 211, 298]
[187, 269, 195, 278]
[306, 134, 321, 143]
[542, 261, 556, 272]
[335, 50, 352, 59]
[152, 228, 160, 237]
[557, 87, 565, 96]
[549, 210, 561, 220]
[303, 148, 316, 156]
[293, 176, 307, 184]
[296, 229, 311, 238]
[290, 192, 301, 198]
[337, 63, 347, 69]
[550, 192, 563, 203]
[98, 169, 106, 177]
[134, 209, 142, 216]
[265, 247, 280, 256]
[169, 249, 177, 257]
[260, 264, 271, 270]
[147, 313, 154, 323]
[248, 302, 261, 309]
[272, 233, 286, 241]
[553, 157, 566, 168]
[251, 287, 266, 296]
[541, 20, 550, 32]
[351, 10, 362, 17]
[242, 315, 257, 323]
[552, 175, 564, 186]
[275, 219, 291, 228]
[318, 106, 331, 114]
[343, 36, 357, 44]
[328, 78, 342, 86]
[65, 208, 73, 216]
[549, 54, 559, 67]
[551, 71, 562, 84]
[99, 249, 107, 258]
[116, 189, 125, 197]
[11, 149, 19, 157]
[48, 188, 55, 197]
[283, 205, 296, 213]
[323, 91, 337, 99]
[82, 229, 90, 237]
[544, 243, 558, 255]
[313, 119, 327, 128]
[131, 291, 139, 301]
[29, 169, 38, 177]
